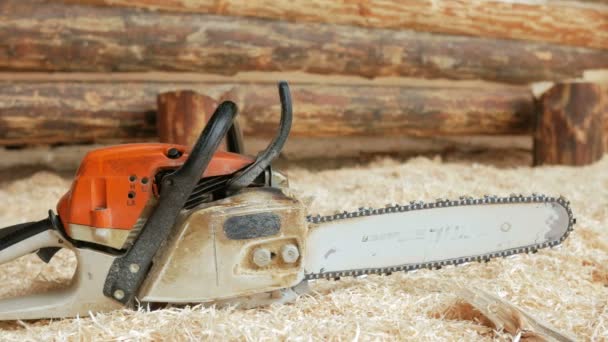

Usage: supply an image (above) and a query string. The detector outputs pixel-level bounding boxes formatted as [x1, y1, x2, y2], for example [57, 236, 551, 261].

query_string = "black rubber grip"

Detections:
[227, 81, 292, 191]
[0, 218, 52, 252]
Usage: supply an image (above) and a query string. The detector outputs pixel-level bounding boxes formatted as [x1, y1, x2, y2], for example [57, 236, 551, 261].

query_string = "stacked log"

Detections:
[62, 0, 608, 49]
[0, 81, 533, 145]
[0, 0, 606, 84]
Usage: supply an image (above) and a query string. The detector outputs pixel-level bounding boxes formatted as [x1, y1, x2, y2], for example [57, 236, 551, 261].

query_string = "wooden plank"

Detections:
[534, 82, 606, 166]
[0, 81, 534, 146]
[61, 0, 608, 50]
[1, 0, 607, 83]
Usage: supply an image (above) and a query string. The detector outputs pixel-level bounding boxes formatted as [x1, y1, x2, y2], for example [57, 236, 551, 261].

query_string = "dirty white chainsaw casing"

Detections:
[139, 188, 309, 305]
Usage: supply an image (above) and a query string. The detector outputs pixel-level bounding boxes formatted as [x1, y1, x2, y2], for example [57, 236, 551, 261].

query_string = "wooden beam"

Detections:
[0, 81, 534, 146]
[60, 0, 608, 50]
[1, 0, 607, 84]
[534, 82, 606, 166]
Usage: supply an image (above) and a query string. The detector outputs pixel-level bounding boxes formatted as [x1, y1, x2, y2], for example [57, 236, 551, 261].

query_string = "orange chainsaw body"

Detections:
[56, 143, 253, 235]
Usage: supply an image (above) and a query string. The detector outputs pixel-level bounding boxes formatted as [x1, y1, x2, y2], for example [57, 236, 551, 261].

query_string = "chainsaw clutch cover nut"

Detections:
[252, 248, 272, 267]
[281, 244, 300, 263]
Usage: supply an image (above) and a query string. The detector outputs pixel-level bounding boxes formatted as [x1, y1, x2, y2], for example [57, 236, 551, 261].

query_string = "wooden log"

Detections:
[534, 82, 606, 166]
[0, 136, 534, 170]
[61, 0, 608, 50]
[0, 81, 534, 146]
[157, 91, 218, 146]
[157, 90, 241, 151]
[1, 0, 607, 84]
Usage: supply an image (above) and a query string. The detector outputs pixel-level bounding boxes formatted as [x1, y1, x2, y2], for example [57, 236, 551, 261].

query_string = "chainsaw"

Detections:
[0, 82, 574, 320]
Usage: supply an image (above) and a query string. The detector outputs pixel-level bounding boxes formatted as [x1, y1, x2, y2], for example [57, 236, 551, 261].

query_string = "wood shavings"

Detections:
[0, 152, 607, 340]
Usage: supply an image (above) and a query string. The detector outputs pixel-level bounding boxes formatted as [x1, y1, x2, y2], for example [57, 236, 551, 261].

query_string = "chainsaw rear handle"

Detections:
[0, 219, 54, 264]
[0, 229, 122, 320]
[0, 220, 50, 252]
[0, 211, 63, 264]
[103, 99, 240, 305]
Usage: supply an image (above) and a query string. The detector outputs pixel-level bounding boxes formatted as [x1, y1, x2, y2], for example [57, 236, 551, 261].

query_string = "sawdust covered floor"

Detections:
[0, 150, 606, 341]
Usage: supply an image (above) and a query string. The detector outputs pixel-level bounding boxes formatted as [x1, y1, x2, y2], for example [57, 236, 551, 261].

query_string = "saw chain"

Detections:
[305, 194, 575, 280]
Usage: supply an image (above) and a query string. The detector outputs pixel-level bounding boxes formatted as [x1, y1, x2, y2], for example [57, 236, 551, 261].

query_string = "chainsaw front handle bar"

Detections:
[226, 120, 245, 154]
[103, 100, 239, 305]
[228, 81, 292, 191]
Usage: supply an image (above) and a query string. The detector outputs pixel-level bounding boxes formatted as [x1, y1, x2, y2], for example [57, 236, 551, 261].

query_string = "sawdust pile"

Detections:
[0, 153, 606, 341]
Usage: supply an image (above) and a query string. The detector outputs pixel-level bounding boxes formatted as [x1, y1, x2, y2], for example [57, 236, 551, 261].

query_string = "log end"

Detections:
[157, 90, 219, 146]
[533, 82, 606, 166]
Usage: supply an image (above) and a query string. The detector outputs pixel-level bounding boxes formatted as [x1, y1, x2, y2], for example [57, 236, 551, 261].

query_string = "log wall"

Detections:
[0, 0, 606, 84]
[0, 0, 606, 162]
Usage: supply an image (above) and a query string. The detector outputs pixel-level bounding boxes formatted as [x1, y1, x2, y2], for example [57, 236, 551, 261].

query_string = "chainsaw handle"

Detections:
[168, 101, 238, 184]
[228, 81, 292, 191]
[0, 241, 122, 320]
[103, 100, 239, 305]
[0, 221, 44, 249]
[0, 208, 68, 262]
[0, 219, 62, 264]
[226, 120, 244, 154]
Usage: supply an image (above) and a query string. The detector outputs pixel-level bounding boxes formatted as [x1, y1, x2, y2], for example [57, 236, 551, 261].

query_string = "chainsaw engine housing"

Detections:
[56, 144, 254, 250]
[139, 187, 308, 303]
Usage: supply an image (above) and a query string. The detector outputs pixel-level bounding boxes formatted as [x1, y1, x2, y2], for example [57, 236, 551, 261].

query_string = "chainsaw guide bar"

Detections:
[304, 194, 574, 280]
